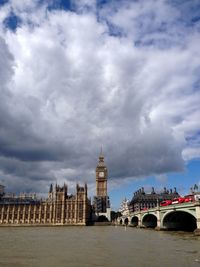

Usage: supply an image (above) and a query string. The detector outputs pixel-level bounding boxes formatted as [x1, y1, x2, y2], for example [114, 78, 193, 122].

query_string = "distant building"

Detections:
[119, 198, 131, 216]
[130, 187, 180, 212]
[0, 183, 91, 225]
[190, 185, 200, 201]
[93, 152, 111, 221]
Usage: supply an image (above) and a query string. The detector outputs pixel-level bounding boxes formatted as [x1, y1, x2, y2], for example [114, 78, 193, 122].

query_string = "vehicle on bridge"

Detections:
[171, 197, 185, 204]
[141, 207, 148, 211]
[160, 197, 186, 206]
[160, 195, 195, 207]
[160, 200, 172, 206]
[184, 195, 194, 202]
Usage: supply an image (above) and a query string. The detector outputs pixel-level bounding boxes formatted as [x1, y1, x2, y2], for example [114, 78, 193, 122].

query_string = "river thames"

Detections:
[0, 226, 200, 267]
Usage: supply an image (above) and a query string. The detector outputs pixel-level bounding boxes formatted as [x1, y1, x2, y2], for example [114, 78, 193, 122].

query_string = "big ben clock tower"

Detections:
[96, 152, 108, 197]
[93, 151, 111, 221]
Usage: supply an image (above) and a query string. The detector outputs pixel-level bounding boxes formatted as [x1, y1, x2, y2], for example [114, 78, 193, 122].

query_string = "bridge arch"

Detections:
[124, 217, 129, 225]
[130, 216, 139, 227]
[142, 214, 157, 228]
[162, 211, 197, 231]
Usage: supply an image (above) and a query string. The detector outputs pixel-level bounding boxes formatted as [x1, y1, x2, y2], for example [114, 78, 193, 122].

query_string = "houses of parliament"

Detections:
[0, 153, 110, 226]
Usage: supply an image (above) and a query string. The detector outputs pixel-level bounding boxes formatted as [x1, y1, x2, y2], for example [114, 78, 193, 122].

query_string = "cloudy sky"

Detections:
[0, 0, 200, 209]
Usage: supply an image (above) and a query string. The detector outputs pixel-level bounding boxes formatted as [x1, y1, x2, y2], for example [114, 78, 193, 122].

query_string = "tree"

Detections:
[97, 215, 108, 222]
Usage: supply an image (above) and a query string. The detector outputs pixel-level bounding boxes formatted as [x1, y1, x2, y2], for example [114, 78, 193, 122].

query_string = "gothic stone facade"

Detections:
[0, 183, 91, 226]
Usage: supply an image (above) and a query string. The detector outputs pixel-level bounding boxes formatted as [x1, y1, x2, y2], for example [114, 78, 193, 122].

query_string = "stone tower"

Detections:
[96, 152, 108, 197]
[93, 151, 111, 221]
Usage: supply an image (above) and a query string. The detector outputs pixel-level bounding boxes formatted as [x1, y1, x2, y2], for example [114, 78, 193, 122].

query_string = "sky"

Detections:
[0, 0, 200, 210]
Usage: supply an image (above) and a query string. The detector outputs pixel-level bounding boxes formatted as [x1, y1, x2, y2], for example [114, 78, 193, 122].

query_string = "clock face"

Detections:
[99, 172, 104, 178]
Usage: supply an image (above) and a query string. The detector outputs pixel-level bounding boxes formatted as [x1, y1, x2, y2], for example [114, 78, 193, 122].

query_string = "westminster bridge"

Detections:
[117, 200, 200, 234]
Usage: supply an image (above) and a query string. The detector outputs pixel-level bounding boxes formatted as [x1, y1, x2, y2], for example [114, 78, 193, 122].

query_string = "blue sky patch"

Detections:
[46, 0, 71, 11]
[3, 12, 21, 31]
[0, 0, 9, 6]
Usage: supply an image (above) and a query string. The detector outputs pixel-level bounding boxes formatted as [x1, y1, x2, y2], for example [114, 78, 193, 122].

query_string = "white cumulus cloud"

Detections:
[0, 0, 199, 194]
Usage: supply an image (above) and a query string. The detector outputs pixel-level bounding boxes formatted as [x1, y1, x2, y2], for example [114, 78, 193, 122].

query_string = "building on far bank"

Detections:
[93, 152, 111, 221]
[0, 183, 91, 226]
[130, 187, 180, 212]
[119, 198, 131, 216]
[190, 184, 200, 201]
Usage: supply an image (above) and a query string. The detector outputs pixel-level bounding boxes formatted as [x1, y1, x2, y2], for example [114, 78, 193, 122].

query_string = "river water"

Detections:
[0, 226, 200, 267]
